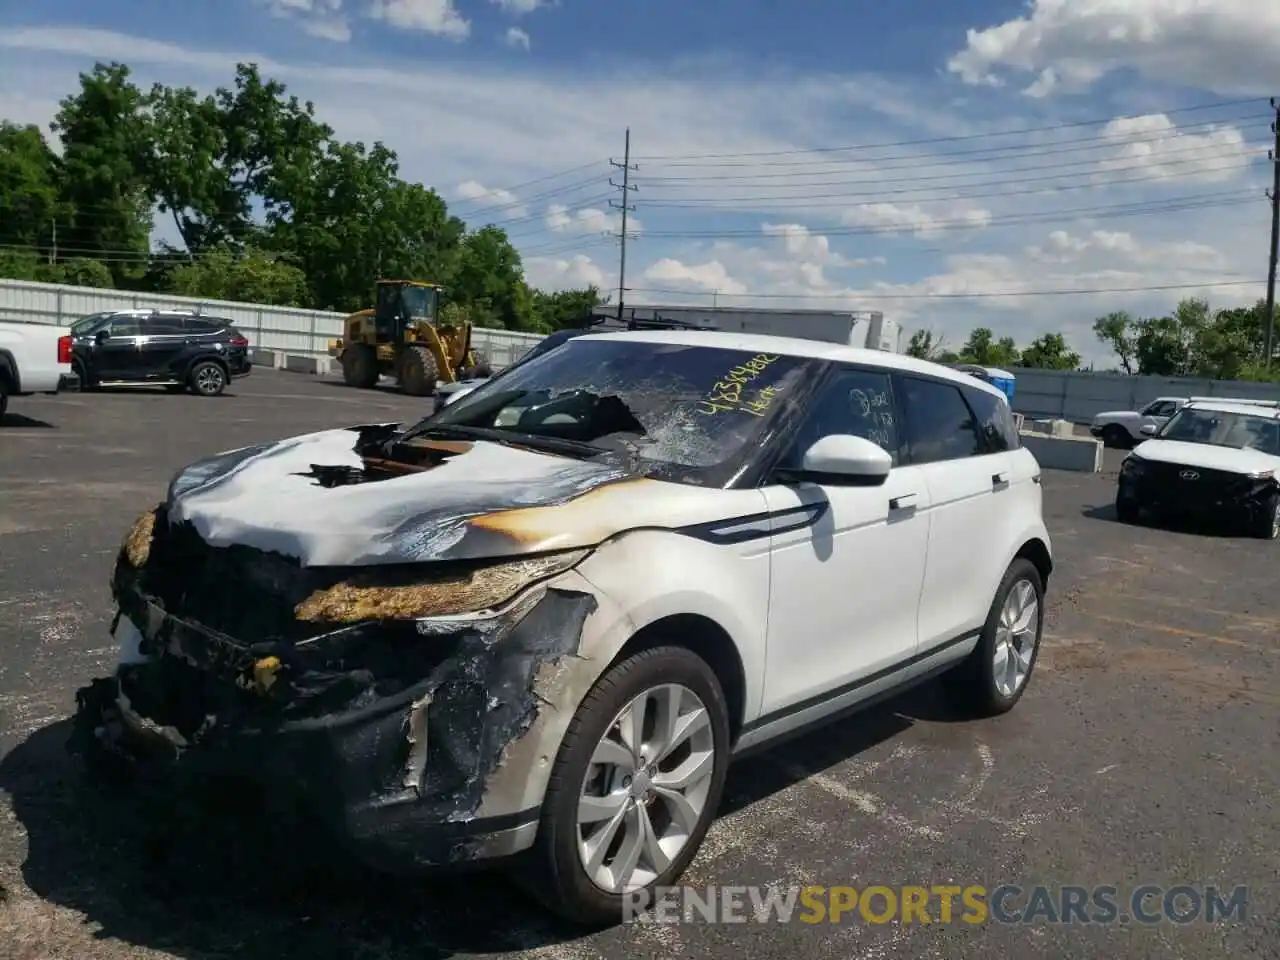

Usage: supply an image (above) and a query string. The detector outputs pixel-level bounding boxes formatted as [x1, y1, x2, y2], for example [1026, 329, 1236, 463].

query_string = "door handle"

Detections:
[889, 492, 918, 510]
[992, 471, 1010, 486]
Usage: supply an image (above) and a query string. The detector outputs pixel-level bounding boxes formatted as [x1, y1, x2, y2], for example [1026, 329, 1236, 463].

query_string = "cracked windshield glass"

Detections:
[418, 338, 810, 468]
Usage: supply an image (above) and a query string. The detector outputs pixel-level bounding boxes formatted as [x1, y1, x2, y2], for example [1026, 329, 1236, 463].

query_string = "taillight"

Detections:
[229, 335, 249, 347]
[57, 335, 72, 365]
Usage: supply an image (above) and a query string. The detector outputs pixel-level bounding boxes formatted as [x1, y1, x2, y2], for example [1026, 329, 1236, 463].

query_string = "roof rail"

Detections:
[1188, 396, 1280, 408]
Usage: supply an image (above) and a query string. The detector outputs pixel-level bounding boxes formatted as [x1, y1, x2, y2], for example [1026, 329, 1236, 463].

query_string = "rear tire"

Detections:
[341, 344, 380, 389]
[188, 361, 227, 397]
[1101, 425, 1130, 449]
[941, 558, 1044, 718]
[0, 380, 8, 421]
[397, 344, 438, 397]
[514, 645, 731, 926]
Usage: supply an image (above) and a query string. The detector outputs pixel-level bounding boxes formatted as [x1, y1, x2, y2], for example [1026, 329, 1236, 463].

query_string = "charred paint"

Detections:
[293, 550, 588, 623]
[74, 529, 602, 867]
[122, 507, 157, 568]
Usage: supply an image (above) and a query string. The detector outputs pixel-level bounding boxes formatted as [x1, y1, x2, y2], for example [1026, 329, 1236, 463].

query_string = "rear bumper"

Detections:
[56, 371, 80, 393]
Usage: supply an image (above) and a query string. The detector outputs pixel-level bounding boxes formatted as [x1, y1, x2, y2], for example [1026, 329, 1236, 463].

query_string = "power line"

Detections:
[630, 191, 1258, 241]
[639, 113, 1270, 170]
[636, 153, 1267, 210]
[630, 97, 1267, 161]
[627, 279, 1262, 302]
[636, 137, 1265, 187]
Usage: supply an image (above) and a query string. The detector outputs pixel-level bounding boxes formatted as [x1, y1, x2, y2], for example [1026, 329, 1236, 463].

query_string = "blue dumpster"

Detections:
[950, 364, 1016, 405]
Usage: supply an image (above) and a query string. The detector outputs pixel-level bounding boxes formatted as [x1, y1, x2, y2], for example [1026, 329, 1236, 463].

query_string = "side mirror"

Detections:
[790, 434, 892, 485]
[95, 330, 110, 344]
[1139, 423, 1157, 436]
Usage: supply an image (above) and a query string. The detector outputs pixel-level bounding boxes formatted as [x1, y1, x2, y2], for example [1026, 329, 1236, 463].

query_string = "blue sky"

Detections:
[0, 0, 1275, 363]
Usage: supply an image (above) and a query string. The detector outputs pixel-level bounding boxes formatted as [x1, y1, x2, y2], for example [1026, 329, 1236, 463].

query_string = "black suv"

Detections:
[69, 310, 252, 397]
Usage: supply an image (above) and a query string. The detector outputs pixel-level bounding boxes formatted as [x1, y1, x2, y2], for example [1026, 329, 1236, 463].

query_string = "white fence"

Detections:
[1012, 368, 1280, 422]
[0, 278, 546, 369]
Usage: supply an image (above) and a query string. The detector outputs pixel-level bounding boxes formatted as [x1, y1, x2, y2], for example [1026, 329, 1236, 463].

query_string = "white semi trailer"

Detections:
[592, 305, 904, 353]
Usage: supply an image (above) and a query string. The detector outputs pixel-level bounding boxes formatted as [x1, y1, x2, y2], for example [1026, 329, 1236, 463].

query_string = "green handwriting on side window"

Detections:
[697, 355, 785, 417]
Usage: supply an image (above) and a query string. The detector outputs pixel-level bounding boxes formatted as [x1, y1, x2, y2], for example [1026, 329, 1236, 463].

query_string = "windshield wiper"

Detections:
[412, 424, 609, 460]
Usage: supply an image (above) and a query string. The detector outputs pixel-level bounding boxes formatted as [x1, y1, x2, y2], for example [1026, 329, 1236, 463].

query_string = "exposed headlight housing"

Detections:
[167, 441, 276, 504]
[1120, 455, 1145, 474]
[293, 548, 590, 624]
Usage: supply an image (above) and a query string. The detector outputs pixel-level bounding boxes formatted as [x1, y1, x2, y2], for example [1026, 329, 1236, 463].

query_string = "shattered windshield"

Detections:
[407, 337, 812, 471]
[1157, 408, 1280, 456]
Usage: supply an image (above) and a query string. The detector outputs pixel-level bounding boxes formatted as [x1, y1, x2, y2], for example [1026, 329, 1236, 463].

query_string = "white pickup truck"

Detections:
[1089, 397, 1188, 448]
[0, 320, 80, 422]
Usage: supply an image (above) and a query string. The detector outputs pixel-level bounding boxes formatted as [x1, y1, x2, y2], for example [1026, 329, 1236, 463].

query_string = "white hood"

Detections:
[1132, 439, 1280, 475]
[163, 425, 761, 567]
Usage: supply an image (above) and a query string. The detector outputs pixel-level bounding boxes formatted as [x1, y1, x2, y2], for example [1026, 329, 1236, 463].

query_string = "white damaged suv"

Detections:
[72, 330, 1053, 924]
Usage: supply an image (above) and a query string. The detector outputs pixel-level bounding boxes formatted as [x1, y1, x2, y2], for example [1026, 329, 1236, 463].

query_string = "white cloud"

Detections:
[261, 0, 350, 42]
[367, 0, 469, 40]
[503, 27, 531, 51]
[455, 179, 527, 217]
[947, 0, 1280, 96]
[840, 202, 993, 238]
[491, 0, 548, 14]
[0, 24, 1267, 364]
[544, 203, 641, 236]
[643, 258, 747, 296]
[524, 253, 606, 291]
[1096, 113, 1252, 183]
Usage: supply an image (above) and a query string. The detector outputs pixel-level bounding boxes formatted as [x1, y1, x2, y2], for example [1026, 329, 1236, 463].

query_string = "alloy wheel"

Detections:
[576, 683, 715, 894]
[196, 366, 224, 394]
[993, 579, 1038, 698]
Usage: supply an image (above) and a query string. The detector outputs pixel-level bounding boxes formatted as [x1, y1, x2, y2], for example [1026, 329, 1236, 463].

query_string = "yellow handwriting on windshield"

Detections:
[698, 354, 784, 417]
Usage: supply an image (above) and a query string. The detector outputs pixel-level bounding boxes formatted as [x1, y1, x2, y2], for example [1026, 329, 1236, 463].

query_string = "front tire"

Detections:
[517, 645, 731, 926]
[941, 558, 1044, 717]
[1248, 492, 1280, 540]
[397, 344, 438, 397]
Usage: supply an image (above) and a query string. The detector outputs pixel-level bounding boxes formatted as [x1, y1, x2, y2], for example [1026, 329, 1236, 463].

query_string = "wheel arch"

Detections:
[604, 613, 748, 748]
[1012, 536, 1053, 587]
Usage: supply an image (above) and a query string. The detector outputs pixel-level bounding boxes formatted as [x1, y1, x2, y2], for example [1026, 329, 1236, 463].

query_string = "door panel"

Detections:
[95, 319, 145, 379]
[899, 376, 1011, 651]
[136, 318, 189, 379]
[760, 365, 930, 716]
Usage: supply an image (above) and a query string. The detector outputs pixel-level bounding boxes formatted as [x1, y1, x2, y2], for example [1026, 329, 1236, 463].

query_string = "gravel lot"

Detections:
[1, 371, 1276, 960]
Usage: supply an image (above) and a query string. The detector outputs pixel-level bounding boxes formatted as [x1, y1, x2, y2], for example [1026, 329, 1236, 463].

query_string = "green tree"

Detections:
[959, 327, 1019, 367]
[0, 123, 64, 252]
[450, 225, 531, 330]
[50, 63, 154, 283]
[1091, 311, 1137, 375]
[167, 247, 308, 305]
[1019, 333, 1080, 370]
[531, 286, 606, 332]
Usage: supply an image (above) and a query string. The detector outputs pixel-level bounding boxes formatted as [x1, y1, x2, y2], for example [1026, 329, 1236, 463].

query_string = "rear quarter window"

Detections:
[963, 384, 1021, 452]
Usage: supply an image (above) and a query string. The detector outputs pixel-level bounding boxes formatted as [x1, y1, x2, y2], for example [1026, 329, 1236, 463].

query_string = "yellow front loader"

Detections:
[328, 280, 492, 397]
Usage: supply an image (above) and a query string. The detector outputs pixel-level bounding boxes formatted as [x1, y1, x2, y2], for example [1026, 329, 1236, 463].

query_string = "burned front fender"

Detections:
[73, 509, 620, 869]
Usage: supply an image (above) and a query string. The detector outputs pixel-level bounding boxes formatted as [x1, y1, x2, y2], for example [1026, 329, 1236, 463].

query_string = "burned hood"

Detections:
[163, 424, 746, 567]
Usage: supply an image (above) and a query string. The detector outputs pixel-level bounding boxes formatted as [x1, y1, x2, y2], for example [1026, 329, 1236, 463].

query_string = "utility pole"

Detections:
[609, 128, 638, 323]
[1266, 98, 1279, 370]
[49, 219, 57, 264]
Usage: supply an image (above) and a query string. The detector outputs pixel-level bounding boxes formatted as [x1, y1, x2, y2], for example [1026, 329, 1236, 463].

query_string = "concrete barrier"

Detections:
[1019, 431, 1103, 472]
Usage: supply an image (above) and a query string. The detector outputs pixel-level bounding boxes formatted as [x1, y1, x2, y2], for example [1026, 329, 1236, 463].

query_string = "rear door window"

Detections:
[899, 376, 985, 464]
